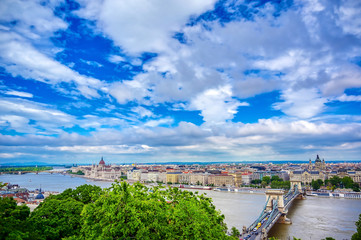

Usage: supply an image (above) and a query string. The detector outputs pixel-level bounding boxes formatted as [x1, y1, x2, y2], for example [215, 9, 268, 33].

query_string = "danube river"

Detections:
[1, 172, 360, 239]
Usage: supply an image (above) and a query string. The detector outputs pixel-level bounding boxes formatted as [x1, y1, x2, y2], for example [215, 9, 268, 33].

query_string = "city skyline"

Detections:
[1, 0, 361, 164]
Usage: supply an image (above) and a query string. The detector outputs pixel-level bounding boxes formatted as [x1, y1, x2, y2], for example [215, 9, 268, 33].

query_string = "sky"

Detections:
[1, 0, 361, 164]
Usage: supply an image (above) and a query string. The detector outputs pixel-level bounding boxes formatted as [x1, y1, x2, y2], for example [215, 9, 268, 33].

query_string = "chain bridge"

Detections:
[241, 180, 305, 240]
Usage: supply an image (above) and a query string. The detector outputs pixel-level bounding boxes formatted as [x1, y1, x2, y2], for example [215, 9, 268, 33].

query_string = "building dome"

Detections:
[99, 157, 105, 165]
[35, 193, 44, 199]
[315, 154, 321, 163]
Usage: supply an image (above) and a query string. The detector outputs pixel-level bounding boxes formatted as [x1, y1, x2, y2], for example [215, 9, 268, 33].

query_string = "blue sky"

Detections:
[1, 0, 361, 164]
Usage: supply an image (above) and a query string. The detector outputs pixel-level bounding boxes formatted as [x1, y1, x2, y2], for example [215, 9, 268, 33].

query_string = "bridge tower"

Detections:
[265, 189, 285, 212]
[290, 180, 302, 191]
[290, 179, 306, 199]
[265, 189, 292, 224]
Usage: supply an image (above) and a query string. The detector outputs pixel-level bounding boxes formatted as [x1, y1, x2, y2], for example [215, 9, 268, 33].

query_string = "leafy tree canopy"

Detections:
[0, 197, 31, 240]
[79, 181, 235, 240]
[30, 198, 84, 240]
[48, 184, 102, 204]
[262, 176, 271, 184]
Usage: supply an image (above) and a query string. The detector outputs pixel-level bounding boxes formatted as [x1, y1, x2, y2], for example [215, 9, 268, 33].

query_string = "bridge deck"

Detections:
[242, 186, 302, 240]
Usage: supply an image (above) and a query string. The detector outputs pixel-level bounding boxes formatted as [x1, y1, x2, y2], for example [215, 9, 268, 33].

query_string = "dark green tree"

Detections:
[341, 176, 354, 189]
[352, 214, 361, 240]
[262, 176, 271, 184]
[79, 181, 235, 239]
[0, 197, 31, 240]
[329, 176, 342, 188]
[49, 184, 102, 204]
[230, 227, 240, 238]
[30, 198, 84, 240]
[352, 183, 360, 192]
[29, 184, 102, 240]
[251, 179, 261, 184]
[271, 175, 282, 182]
[311, 179, 324, 190]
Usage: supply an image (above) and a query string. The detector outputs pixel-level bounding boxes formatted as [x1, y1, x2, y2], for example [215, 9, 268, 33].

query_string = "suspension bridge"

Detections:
[241, 180, 305, 240]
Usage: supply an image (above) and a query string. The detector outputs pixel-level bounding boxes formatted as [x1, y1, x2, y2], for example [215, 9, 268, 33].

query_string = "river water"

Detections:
[1, 172, 360, 239]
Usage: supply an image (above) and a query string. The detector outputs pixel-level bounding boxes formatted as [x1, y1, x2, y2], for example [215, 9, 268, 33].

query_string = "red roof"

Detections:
[99, 157, 105, 165]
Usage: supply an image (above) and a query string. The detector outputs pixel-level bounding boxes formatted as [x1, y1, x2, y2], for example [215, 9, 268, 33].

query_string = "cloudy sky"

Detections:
[1, 0, 361, 164]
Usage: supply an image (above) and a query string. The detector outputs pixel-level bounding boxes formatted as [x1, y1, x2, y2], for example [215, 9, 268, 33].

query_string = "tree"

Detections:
[30, 198, 84, 240]
[352, 214, 361, 240]
[79, 181, 235, 239]
[0, 182, 7, 188]
[341, 176, 354, 189]
[230, 227, 240, 238]
[271, 180, 290, 190]
[49, 184, 102, 204]
[329, 176, 342, 188]
[262, 176, 271, 184]
[271, 175, 282, 182]
[29, 184, 102, 240]
[352, 183, 360, 192]
[251, 179, 261, 184]
[0, 197, 31, 239]
[311, 179, 324, 190]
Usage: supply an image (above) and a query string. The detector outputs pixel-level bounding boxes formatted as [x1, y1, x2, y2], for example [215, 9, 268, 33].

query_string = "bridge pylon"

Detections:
[290, 179, 306, 199]
[265, 189, 285, 213]
[290, 179, 302, 192]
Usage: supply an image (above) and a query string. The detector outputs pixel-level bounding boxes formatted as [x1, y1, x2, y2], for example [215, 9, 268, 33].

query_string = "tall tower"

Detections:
[315, 155, 322, 170]
[98, 157, 106, 173]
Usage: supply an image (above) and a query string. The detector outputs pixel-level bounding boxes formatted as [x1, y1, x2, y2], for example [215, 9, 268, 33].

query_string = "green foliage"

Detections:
[271, 175, 282, 182]
[342, 176, 354, 189]
[322, 237, 336, 240]
[119, 175, 127, 180]
[327, 176, 358, 191]
[230, 227, 240, 237]
[0, 197, 31, 240]
[0, 166, 52, 173]
[271, 180, 290, 190]
[48, 184, 102, 204]
[311, 179, 324, 190]
[352, 214, 361, 240]
[80, 181, 234, 239]
[251, 179, 261, 184]
[262, 176, 271, 184]
[30, 199, 84, 240]
[0, 182, 7, 188]
[353, 183, 360, 192]
[329, 176, 342, 187]
[67, 170, 85, 175]
[1, 182, 235, 240]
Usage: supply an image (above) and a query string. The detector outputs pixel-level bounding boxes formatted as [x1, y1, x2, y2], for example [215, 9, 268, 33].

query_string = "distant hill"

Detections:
[0, 161, 61, 167]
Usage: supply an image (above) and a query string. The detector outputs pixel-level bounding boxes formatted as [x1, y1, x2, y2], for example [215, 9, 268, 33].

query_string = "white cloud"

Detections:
[108, 54, 125, 63]
[321, 65, 361, 96]
[46, 144, 152, 154]
[144, 117, 174, 127]
[334, 0, 361, 37]
[336, 94, 361, 102]
[131, 106, 154, 118]
[0, 98, 74, 134]
[0, 32, 104, 98]
[76, 0, 217, 54]
[190, 85, 246, 124]
[109, 79, 148, 104]
[0, 0, 67, 39]
[4, 90, 33, 98]
[273, 88, 326, 119]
